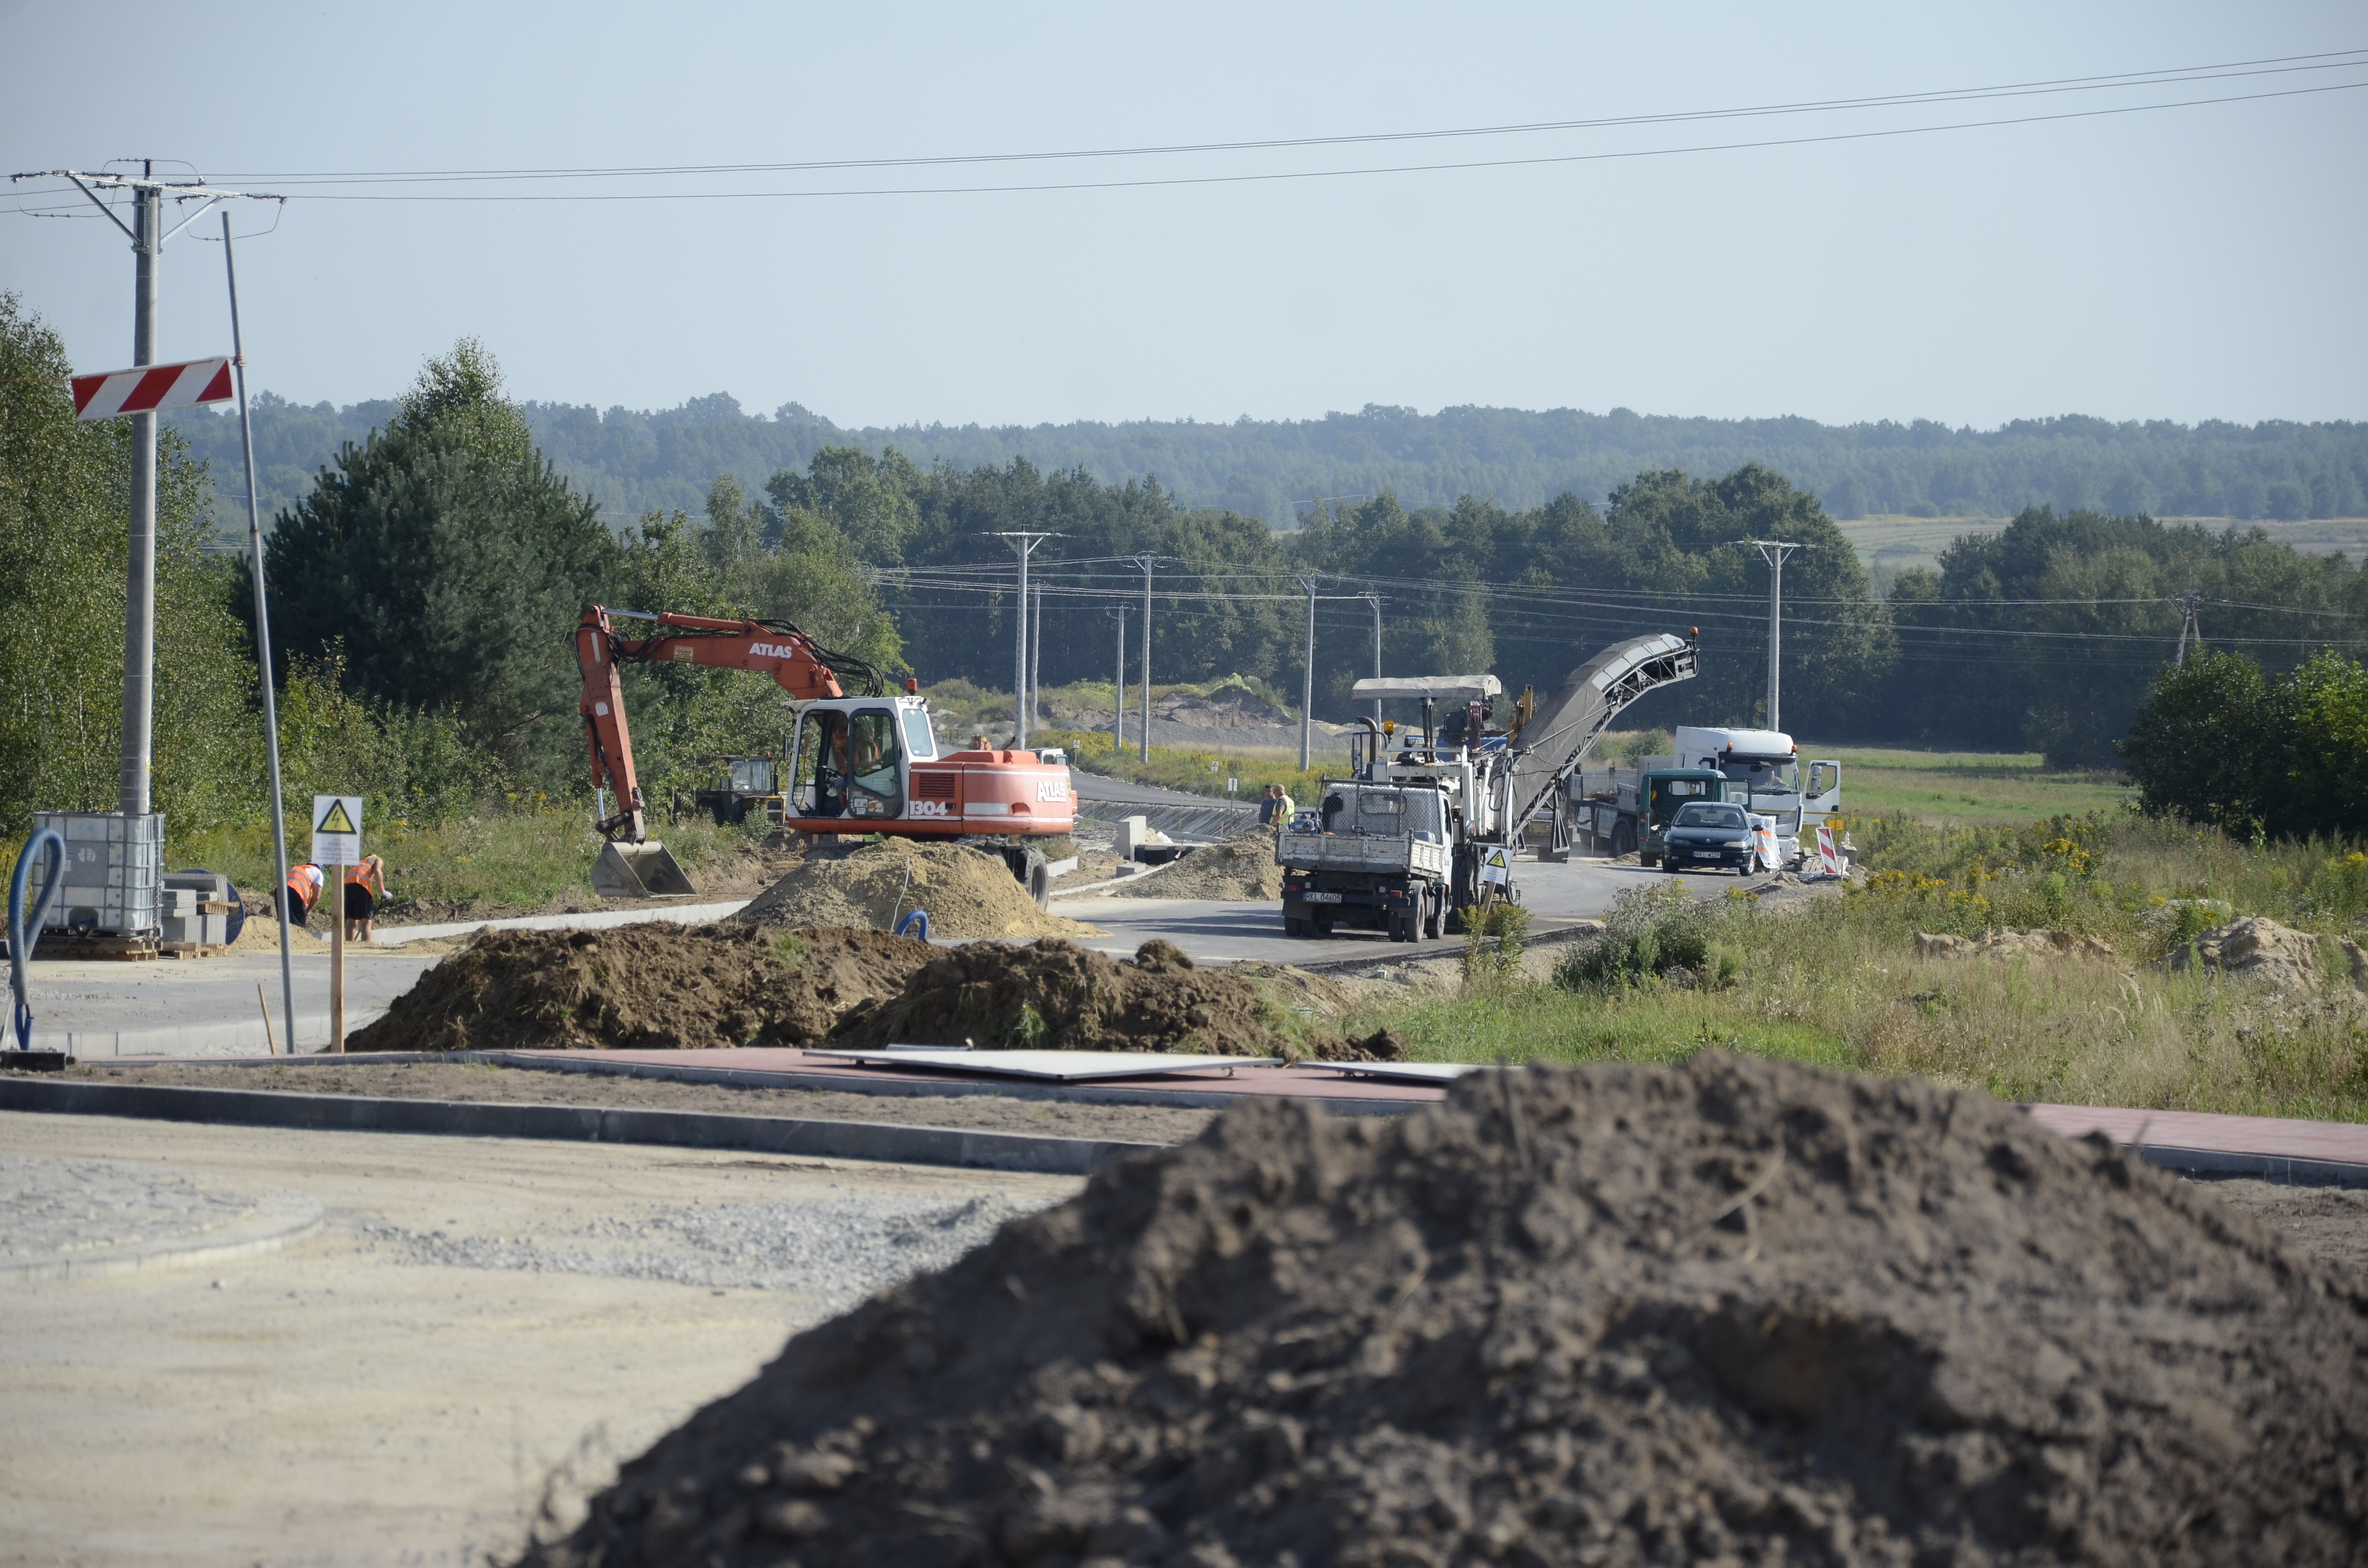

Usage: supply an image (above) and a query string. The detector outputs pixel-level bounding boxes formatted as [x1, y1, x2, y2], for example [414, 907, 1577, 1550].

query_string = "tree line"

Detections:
[168, 391, 2368, 535]
[9, 295, 2365, 857]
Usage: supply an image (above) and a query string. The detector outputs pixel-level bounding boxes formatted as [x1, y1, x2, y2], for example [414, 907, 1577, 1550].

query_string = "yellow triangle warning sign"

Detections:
[1483, 847, 1509, 868]
[316, 798, 357, 834]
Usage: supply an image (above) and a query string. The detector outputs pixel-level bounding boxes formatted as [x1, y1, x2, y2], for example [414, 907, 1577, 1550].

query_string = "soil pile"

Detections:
[2162, 915, 2368, 993]
[518, 1054, 2368, 1568]
[829, 938, 1287, 1055]
[736, 840, 1103, 941]
[1079, 824, 1283, 901]
[350, 925, 933, 1053]
[1915, 928, 2118, 962]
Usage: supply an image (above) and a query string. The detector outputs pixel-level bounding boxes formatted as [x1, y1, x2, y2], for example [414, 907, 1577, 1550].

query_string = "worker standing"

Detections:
[282, 863, 324, 928]
[343, 855, 389, 944]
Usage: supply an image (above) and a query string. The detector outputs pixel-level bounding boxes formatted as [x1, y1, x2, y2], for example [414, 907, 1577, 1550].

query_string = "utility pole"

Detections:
[1298, 576, 1321, 772]
[1362, 593, 1384, 724]
[1737, 539, 1806, 731]
[1028, 580, 1043, 733]
[222, 210, 297, 1049]
[1126, 554, 1164, 760]
[987, 533, 1057, 748]
[14, 165, 276, 815]
[2176, 591, 2202, 665]
[1107, 606, 1129, 743]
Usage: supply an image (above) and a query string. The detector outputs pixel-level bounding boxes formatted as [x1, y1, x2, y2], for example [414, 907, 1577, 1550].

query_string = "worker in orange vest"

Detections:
[343, 855, 389, 944]
[282, 863, 324, 927]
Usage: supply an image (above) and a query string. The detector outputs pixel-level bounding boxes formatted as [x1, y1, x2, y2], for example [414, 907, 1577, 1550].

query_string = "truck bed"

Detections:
[1278, 834, 1451, 879]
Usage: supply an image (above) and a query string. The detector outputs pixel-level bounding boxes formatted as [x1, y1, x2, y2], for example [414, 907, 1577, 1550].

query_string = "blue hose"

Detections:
[9, 827, 66, 1051]
[893, 908, 930, 941]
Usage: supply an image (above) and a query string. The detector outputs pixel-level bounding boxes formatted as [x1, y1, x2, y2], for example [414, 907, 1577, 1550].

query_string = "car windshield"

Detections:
[1674, 803, 1748, 829]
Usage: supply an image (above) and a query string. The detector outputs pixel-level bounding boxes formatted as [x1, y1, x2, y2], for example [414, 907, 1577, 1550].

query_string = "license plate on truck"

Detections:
[1301, 891, 1343, 903]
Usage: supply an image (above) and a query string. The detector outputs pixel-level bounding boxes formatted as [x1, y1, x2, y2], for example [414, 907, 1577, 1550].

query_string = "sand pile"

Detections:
[349, 925, 933, 1053]
[737, 840, 1102, 940]
[2162, 915, 2368, 993]
[1079, 823, 1283, 901]
[228, 916, 330, 955]
[1915, 927, 2118, 962]
[517, 1054, 2368, 1568]
[830, 938, 1288, 1055]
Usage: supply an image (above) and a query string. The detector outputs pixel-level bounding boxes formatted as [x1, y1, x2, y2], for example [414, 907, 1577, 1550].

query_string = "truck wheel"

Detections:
[1422, 896, 1443, 941]
[1611, 821, 1637, 859]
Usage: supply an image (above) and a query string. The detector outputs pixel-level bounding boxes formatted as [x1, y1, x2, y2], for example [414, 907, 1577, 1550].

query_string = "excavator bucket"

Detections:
[593, 841, 697, 899]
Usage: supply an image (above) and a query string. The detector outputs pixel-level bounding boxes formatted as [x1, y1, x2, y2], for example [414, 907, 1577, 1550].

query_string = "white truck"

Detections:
[1575, 725, 1841, 868]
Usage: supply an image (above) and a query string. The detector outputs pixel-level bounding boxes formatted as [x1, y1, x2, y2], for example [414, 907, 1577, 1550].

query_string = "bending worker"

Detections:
[343, 855, 389, 944]
[282, 863, 324, 928]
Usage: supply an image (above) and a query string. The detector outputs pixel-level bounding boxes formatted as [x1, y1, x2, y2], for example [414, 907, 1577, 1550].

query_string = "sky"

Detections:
[3, 1, 2362, 431]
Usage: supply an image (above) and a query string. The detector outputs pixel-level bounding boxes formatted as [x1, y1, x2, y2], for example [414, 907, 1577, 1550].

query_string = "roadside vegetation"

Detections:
[1368, 810, 2368, 1122]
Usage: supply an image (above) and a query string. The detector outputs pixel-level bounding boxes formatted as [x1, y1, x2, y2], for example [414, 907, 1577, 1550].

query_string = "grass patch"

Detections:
[170, 807, 757, 916]
[1032, 727, 1332, 806]
[1808, 745, 2133, 826]
[1358, 811, 2368, 1122]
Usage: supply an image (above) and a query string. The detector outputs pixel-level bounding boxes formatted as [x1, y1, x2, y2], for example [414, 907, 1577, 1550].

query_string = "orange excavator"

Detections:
[575, 605, 1076, 902]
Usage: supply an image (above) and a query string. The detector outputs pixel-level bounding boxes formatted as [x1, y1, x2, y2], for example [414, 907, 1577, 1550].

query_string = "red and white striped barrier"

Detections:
[71, 357, 234, 422]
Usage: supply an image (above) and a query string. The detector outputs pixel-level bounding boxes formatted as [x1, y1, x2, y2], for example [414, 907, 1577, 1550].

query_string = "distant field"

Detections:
[1838, 513, 2368, 577]
[1805, 744, 2133, 826]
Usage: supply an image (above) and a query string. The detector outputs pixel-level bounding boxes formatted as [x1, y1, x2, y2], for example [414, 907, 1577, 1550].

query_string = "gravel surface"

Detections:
[0, 1152, 261, 1262]
[358, 1189, 1045, 1309]
[68, 1060, 1218, 1145]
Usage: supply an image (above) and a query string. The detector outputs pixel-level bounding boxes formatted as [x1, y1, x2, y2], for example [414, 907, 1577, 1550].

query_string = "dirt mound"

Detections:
[1298, 1025, 1410, 1062]
[829, 938, 1286, 1054]
[736, 839, 1103, 941]
[2162, 915, 2368, 993]
[518, 1054, 2368, 1568]
[349, 924, 933, 1053]
[1915, 927, 2118, 962]
[1080, 824, 1283, 901]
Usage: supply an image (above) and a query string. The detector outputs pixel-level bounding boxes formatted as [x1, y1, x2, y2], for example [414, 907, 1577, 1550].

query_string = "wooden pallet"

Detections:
[38, 936, 159, 962]
[158, 943, 232, 960]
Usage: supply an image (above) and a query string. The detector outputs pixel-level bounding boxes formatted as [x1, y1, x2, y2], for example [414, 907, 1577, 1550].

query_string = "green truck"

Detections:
[1572, 766, 1727, 866]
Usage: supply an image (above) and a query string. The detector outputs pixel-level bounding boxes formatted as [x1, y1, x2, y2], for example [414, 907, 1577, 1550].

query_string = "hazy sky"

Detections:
[4, 1, 2361, 430]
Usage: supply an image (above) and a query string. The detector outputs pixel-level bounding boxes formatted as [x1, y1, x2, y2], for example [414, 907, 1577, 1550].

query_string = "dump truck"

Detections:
[1569, 767, 1729, 865]
[1275, 633, 1702, 940]
[574, 606, 1073, 902]
[1277, 779, 1454, 942]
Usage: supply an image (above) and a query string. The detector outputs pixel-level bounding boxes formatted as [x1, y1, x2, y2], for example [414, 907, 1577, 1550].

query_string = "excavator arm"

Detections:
[577, 605, 881, 844]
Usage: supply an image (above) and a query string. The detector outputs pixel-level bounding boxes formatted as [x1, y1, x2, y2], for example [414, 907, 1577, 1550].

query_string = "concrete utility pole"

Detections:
[1107, 606, 1129, 742]
[1362, 593, 1384, 724]
[1029, 580, 1043, 732]
[1738, 539, 1806, 731]
[1298, 576, 1321, 772]
[17, 163, 277, 817]
[1127, 554, 1163, 761]
[988, 533, 1056, 747]
[2175, 591, 2202, 666]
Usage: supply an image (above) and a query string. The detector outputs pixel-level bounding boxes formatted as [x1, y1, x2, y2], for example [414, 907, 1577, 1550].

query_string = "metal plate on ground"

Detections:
[1310, 1061, 1488, 1085]
[807, 1048, 1279, 1082]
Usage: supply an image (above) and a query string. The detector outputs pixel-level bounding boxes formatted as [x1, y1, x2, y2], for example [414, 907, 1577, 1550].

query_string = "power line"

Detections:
[17, 71, 2361, 214]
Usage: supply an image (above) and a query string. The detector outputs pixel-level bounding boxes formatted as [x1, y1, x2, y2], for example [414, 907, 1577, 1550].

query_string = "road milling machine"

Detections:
[1278, 632, 1699, 939]
[574, 606, 1075, 902]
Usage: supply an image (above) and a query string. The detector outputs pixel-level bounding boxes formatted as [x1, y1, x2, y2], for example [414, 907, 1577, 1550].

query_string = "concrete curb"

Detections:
[2135, 1144, 2368, 1189]
[0, 1077, 1161, 1177]
[3, 1188, 325, 1283]
[28, 1011, 389, 1059]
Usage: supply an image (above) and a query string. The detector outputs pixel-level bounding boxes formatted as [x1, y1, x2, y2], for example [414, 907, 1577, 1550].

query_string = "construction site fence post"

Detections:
[330, 864, 345, 1054]
[224, 209, 297, 1044]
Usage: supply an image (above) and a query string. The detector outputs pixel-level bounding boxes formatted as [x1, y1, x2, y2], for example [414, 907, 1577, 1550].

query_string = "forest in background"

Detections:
[168, 392, 2368, 534]
[10, 291, 2362, 864]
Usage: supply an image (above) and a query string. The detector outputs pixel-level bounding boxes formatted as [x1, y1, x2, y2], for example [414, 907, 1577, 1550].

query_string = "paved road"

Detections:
[23, 949, 441, 1055]
[1072, 854, 1742, 965]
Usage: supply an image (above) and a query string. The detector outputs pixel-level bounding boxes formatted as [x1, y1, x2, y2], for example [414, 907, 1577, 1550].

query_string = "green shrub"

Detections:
[1460, 901, 1531, 986]
[1558, 883, 1742, 991]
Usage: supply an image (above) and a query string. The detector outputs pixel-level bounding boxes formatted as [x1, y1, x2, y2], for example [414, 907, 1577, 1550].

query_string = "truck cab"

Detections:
[1670, 726, 1841, 866]
[1636, 769, 1727, 867]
